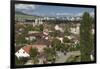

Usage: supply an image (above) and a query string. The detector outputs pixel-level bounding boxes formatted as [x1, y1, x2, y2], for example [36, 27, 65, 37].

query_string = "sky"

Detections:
[15, 4, 94, 17]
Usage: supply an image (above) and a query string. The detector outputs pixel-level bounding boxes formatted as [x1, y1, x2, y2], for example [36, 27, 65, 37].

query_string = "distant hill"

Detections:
[15, 11, 42, 20]
[15, 11, 41, 17]
[15, 11, 31, 16]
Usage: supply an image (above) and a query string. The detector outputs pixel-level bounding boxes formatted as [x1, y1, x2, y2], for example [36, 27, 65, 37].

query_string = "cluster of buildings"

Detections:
[15, 15, 95, 64]
[15, 23, 80, 59]
[15, 23, 51, 64]
[15, 15, 82, 24]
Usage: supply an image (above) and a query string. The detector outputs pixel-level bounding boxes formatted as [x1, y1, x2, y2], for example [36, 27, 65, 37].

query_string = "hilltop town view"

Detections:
[15, 4, 95, 65]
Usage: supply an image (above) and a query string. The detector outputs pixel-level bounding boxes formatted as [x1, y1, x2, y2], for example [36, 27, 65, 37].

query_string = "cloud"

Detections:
[90, 12, 94, 16]
[15, 4, 38, 14]
[55, 13, 77, 17]
[56, 13, 71, 16]
[76, 12, 83, 16]
[76, 12, 94, 17]
[55, 12, 83, 17]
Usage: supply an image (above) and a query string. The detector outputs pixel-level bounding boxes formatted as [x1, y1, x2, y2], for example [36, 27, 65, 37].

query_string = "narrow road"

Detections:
[24, 60, 33, 65]
[55, 51, 80, 63]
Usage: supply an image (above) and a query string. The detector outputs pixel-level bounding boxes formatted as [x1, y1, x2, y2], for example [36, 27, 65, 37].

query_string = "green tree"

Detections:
[44, 47, 56, 62]
[29, 48, 38, 63]
[29, 48, 38, 58]
[63, 37, 71, 43]
[80, 12, 93, 61]
[33, 24, 43, 32]
[69, 43, 80, 51]
[15, 56, 22, 65]
[15, 56, 29, 65]
[64, 24, 71, 35]
[50, 30, 60, 37]
[15, 35, 27, 45]
[25, 24, 33, 32]
[39, 24, 43, 32]
[52, 38, 62, 51]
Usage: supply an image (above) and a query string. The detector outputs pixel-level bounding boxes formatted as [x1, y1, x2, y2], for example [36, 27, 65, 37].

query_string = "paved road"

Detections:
[25, 60, 33, 65]
[55, 51, 80, 63]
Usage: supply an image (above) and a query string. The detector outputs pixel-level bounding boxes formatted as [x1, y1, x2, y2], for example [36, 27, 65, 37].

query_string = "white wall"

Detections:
[15, 48, 30, 58]
[0, 0, 99, 69]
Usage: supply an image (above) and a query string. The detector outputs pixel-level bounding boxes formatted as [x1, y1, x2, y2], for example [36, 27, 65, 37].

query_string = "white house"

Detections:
[15, 45, 47, 59]
[70, 24, 80, 34]
[56, 37, 63, 43]
[33, 18, 43, 27]
[15, 48, 30, 59]
[55, 25, 64, 32]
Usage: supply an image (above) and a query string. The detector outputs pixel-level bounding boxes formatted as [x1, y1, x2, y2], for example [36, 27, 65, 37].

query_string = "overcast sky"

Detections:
[15, 4, 94, 16]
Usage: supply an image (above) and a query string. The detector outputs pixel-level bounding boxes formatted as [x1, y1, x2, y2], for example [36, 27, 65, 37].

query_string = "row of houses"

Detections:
[15, 16, 82, 26]
[15, 15, 82, 22]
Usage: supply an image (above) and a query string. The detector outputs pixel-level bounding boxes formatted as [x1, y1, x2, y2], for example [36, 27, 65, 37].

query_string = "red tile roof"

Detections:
[22, 44, 47, 54]
[22, 45, 32, 54]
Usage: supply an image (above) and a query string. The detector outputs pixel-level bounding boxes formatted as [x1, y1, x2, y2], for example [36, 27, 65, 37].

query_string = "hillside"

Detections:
[15, 11, 41, 20]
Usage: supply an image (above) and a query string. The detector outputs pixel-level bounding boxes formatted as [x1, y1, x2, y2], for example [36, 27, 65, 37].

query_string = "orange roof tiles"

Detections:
[22, 44, 47, 54]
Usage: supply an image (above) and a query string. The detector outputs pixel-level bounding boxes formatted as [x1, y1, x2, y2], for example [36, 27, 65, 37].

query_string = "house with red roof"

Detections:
[15, 38, 50, 59]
